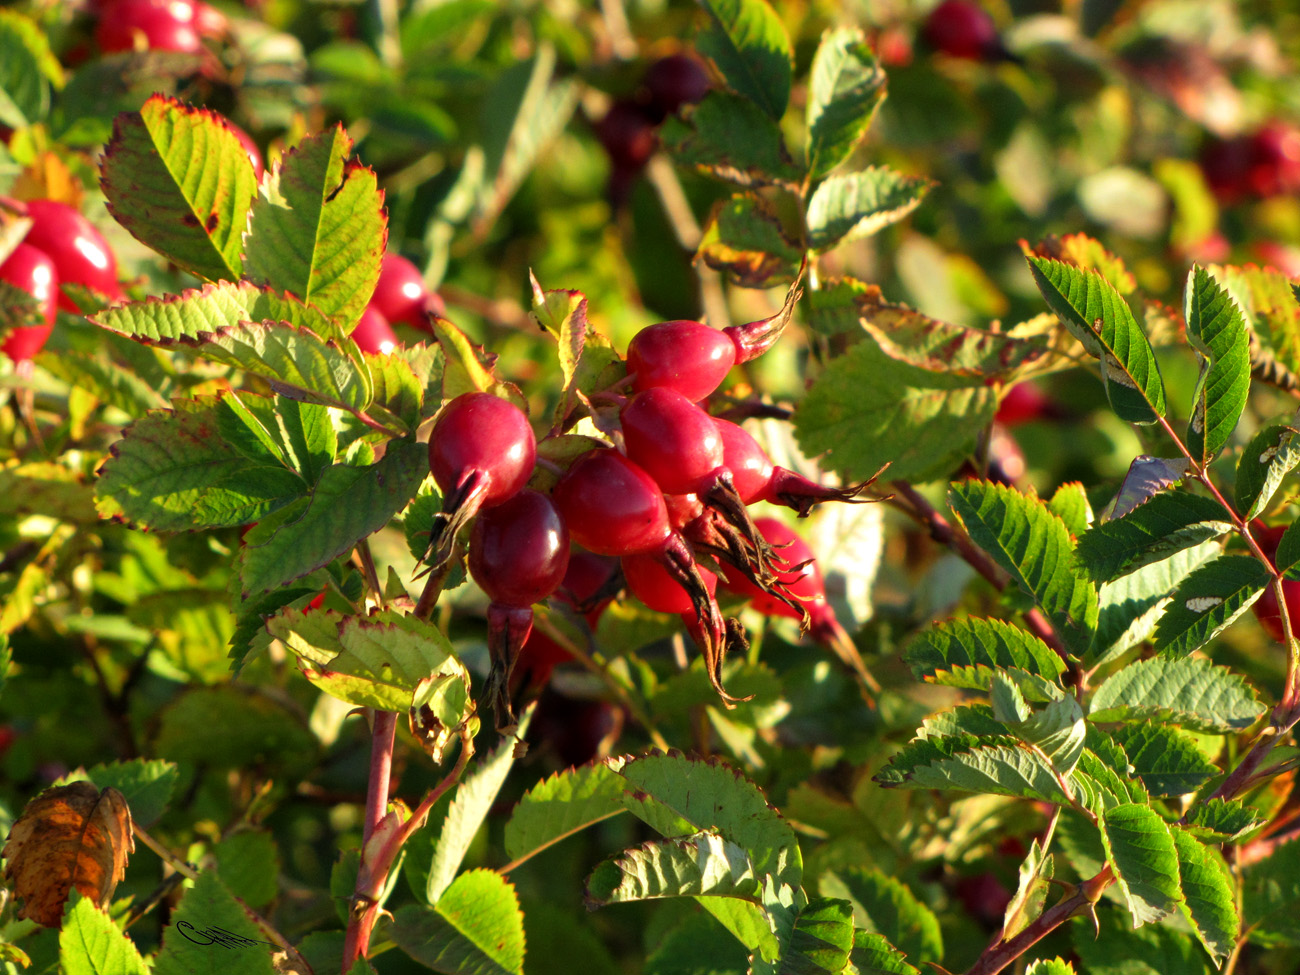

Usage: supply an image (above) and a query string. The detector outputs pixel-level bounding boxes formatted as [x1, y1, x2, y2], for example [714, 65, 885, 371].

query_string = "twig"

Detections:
[132, 823, 200, 882]
[342, 710, 398, 972]
[355, 539, 385, 606]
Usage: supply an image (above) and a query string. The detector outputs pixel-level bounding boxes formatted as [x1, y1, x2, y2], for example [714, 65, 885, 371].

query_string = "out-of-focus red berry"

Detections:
[642, 54, 711, 122]
[1250, 522, 1296, 644]
[96, 0, 204, 54]
[922, 0, 1001, 61]
[1247, 121, 1300, 198]
[225, 121, 264, 180]
[595, 100, 658, 170]
[371, 252, 432, 331]
[994, 382, 1051, 427]
[19, 199, 123, 312]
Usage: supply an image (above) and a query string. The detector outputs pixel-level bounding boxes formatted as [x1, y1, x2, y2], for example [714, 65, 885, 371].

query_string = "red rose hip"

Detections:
[1, 243, 59, 363]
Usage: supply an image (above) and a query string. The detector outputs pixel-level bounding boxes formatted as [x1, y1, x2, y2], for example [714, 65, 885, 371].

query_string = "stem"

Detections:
[342, 710, 398, 973]
[356, 539, 384, 606]
[132, 824, 200, 882]
[413, 541, 462, 620]
[392, 730, 475, 851]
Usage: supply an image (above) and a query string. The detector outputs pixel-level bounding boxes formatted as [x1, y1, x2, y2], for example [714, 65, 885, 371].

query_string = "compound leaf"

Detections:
[1152, 554, 1269, 657]
[904, 616, 1066, 702]
[1110, 724, 1217, 798]
[806, 168, 932, 252]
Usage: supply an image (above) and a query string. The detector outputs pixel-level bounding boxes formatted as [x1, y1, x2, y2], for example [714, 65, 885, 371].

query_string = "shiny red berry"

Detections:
[351, 305, 399, 354]
[20, 200, 123, 312]
[552, 449, 671, 557]
[622, 550, 716, 614]
[922, 0, 1000, 61]
[470, 490, 570, 608]
[620, 387, 725, 496]
[372, 252, 432, 331]
[96, 0, 203, 54]
[428, 392, 536, 508]
[626, 319, 737, 402]
[0, 242, 59, 362]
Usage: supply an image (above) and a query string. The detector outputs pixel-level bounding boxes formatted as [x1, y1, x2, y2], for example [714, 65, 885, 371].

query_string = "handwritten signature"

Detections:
[178, 922, 278, 950]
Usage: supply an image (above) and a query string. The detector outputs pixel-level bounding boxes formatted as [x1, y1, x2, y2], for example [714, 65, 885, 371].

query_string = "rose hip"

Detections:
[621, 387, 726, 496]
[469, 489, 570, 732]
[625, 310, 794, 402]
[0, 243, 59, 363]
[352, 305, 399, 354]
[20, 200, 123, 312]
[372, 252, 434, 331]
[622, 551, 716, 615]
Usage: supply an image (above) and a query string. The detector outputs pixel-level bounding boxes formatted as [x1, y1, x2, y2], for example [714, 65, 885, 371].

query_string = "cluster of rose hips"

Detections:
[594, 52, 712, 207]
[0, 198, 124, 367]
[425, 309, 883, 733]
[352, 252, 446, 355]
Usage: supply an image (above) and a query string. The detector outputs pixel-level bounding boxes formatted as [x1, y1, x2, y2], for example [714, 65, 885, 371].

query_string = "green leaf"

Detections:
[1002, 839, 1053, 940]
[846, 931, 918, 975]
[153, 870, 277, 975]
[1170, 826, 1238, 963]
[805, 28, 886, 179]
[1234, 419, 1300, 520]
[587, 832, 762, 905]
[806, 169, 932, 252]
[818, 868, 942, 965]
[697, 192, 802, 288]
[503, 761, 627, 866]
[1013, 696, 1086, 777]
[1073, 491, 1234, 584]
[239, 438, 428, 596]
[34, 348, 166, 418]
[1182, 798, 1268, 843]
[904, 617, 1066, 701]
[661, 92, 802, 188]
[0, 12, 54, 128]
[1184, 265, 1250, 465]
[644, 912, 749, 975]
[1048, 483, 1092, 538]
[1151, 554, 1270, 657]
[781, 897, 855, 975]
[794, 339, 997, 483]
[1025, 962, 1075, 975]
[92, 279, 353, 346]
[1212, 262, 1300, 376]
[613, 753, 802, 890]
[1240, 831, 1300, 946]
[242, 126, 385, 326]
[59, 892, 149, 975]
[1091, 541, 1220, 666]
[1026, 256, 1166, 424]
[1099, 802, 1181, 926]
[213, 830, 280, 910]
[1074, 727, 1151, 812]
[697, 0, 793, 121]
[269, 607, 470, 715]
[948, 480, 1099, 655]
[95, 394, 310, 531]
[0, 460, 98, 522]
[875, 735, 1072, 804]
[700, 896, 782, 964]
[155, 685, 318, 775]
[1072, 909, 1212, 975]
[101, 94, 257, 282]
[1110, 724, 1217, 797]
[82, 759, 178, 827]
[1089, 655, 1264, 732]
[427, 729, 522, 904]
[392, 870, 525, 975]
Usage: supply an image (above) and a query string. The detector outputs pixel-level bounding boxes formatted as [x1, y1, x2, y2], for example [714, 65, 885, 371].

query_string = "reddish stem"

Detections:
[341, 710, 397, 973]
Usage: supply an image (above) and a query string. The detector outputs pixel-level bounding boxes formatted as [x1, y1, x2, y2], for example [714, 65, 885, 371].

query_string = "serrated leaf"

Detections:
[92, 279, 353, 346]
[1072, 910, 1212, 975]
[1048, 483, 1092, 538]
[916, 704, 1006, 739]
[795, 339, 996, 483]
[153, 870, 277, 975]
[1241, 835, 1300, 946]
[1151, 554, 1269, 657]
[1212, 262, 1300, 376]
[1028, 233, 1138, 296]
[1100, 802, 1181, 926]
[228, 578, 329, 672]
[1089, 655, 1263, 732]
[613, 753, 801, 890]
[587, 832, 761, 905]
[34, 348, 166, 417]
[991, 670, 1032, 724]
[427, 729, 522, 904]
[905, 617, 1066, 701]
[805, 28, 886, 179]
[1234, 419, 1300, 520]
[661, 92, 802, 188]
[1182, 798, 1268, 842]
[1110, 724, 1217, 797]
[81, 759, 178, 827]
[1073, 728, 1150, 812]
[1026, 255, 1166, 424]
[1092, 541, 1220, 666]
[239, 438, 428, 596]
[699, 896, 782, 964]
[697, 0, 792, 121]
[697, 192, 802, 288]
[806, 169, 931, 252]
[846, 930, 918, 975]
[1185, 265, 1250, 465]
[59, 891, 148, 975]
[1073, 491, 1234, 583]
[392, 870, 525, 975]
[1002, 839, 1053, 939]
[819, 869, 941, 965]
[213, 830, 279, 910]
[242, 126, 385, 325]
[270, 607, 469, 713]
[95, 394, 310, 531]
[101, 95, 257, 282]
[1015, 696, 1086, 777]
[875, 736, 1072, 804]
[948, 480, 1099, 655]
[1025, 961, 1075, 975]
[0, 13, 52, 128]
[781, 897, 855, 975]
[1170, 826, 1238, 963]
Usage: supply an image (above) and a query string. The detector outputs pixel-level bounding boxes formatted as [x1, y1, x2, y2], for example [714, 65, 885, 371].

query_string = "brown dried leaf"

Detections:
[1, 782, 134, 927]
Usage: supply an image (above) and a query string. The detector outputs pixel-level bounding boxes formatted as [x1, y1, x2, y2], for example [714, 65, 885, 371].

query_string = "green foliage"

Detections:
[697, 0, 792, 122]
[153, 870, 278, 975]
[1072, 491, 1234, 584]
[805, 29, 886, 180]
[904, 616, 1066, 702]
[1151, 555, 1270, 657]
[59, 892, 148, 975]
[391, 870, 526, 975]
[1183, 265, 1251, 465]
[1234, 419, 1300, 520]
[1099, 802, 1181, 926]
[817, 868, 942, 965]
[1088, 656, 1264, 731]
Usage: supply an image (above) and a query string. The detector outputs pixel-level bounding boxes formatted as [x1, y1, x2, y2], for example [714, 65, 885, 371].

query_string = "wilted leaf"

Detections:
[697, 192, 802, 287]
[1, 782, 134, 927]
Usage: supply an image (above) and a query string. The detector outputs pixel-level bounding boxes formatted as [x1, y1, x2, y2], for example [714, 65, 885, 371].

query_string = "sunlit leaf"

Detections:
[805, 28, 886, 178]
[1152, 554, 1270, 657]
[697, 0, 793, 121]
[806, 168, 932, 252]
[1099, 802, 1180, 926]
[1184, 265, 1250, 465]
[1089, 655, 1264, 732]
[1073, 490, 1233, 583]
